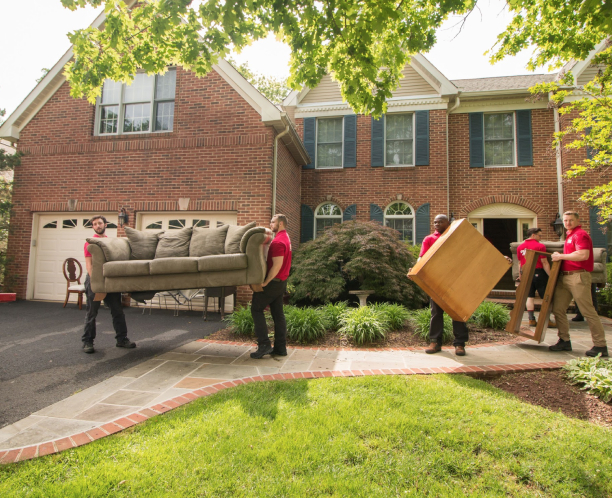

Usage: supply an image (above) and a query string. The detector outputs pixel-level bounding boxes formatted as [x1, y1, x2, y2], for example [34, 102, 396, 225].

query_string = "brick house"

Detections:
[1, 6, 608, 301]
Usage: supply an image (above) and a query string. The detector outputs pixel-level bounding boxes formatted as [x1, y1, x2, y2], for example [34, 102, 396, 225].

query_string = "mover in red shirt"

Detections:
[516, 228, 552, 327]
[550, 211, 607, 357]
[250, 214, 292, 359]
[409, 214, 469, 356]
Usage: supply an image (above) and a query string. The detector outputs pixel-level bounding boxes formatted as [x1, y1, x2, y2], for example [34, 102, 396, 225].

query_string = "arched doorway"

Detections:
[468, 203, 538, 289]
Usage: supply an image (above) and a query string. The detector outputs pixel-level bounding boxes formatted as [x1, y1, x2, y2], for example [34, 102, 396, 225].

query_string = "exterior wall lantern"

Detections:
[118, 208, 129, 227]
[551, 213, 564, 238]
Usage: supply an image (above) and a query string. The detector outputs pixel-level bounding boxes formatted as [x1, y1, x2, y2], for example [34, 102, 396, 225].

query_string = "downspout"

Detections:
[447, 96, 460, 217]
[272, 121, 291, 215]
[553, 105, 564, 216]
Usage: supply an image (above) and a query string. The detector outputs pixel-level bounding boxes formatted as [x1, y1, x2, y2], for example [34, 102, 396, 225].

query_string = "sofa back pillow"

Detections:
[85, 237, 131, 262]
[124, 226, 161, 260]
[190, 224, 229, 257]
[225, 222, 257, 254]
[155, 226, 193, 259]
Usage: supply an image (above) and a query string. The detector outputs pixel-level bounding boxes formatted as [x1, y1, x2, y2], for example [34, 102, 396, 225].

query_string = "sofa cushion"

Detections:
[197, 253, 248, 272]
[150, 257, 199, 275]
[155, 227, 193, 259]
[124, 226, 161, 260]
[189, 225, 229, 257]
[86, 237, 131, 262]
[104, 260, 151, 278]
[225, 222, 256, 254]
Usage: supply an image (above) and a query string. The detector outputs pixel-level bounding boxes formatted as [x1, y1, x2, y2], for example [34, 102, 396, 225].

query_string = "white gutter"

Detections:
[447, 96, 461, 215]
[272, 123, 291, 215]
[553, 106, 564, 216]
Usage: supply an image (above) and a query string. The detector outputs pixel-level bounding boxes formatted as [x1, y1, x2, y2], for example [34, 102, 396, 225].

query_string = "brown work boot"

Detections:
[425, 343, 442, 354]
[547, 319, 557, 328]
[528, 319, 537, 327]
[455, 345, 466, 356]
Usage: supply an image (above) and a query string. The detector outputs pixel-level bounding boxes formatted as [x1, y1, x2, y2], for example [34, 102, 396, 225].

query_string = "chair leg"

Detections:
[204, 295, 208, 321]
[63, 291, 70, 308]
[78, 292, 83, 310]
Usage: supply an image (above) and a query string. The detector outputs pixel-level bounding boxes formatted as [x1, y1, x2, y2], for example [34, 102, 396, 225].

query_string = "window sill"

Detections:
[314, 167, 345, 171]
[384, 165, 415, 168]
[93, 130, 176, 141]
[483, 165, 518, 169]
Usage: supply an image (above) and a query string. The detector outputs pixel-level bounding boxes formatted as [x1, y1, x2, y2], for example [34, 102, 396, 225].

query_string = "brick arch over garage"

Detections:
[458, 196, 544, 218]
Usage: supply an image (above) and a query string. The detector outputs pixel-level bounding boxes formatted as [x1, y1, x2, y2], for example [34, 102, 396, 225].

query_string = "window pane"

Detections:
[145, 221, 162, 229]
[385, 202, 412, 216]
[83, 219, 92, 228]
[317, 143, 343, 168]
[193, 219, 210, 228]
[155, 102, 175, 131]
[106, 222, 118, 229]
[316, 203, 342, 216]
[168, 219, 186, 229]
[386, 140, 413, 166]
[485, 140, 514, 165]
[101, 79, 121, 104]
[317, 118, 343, 143]
[124, 73, 154, 103]
[43, 221, 57, 229]
[217, 221, 225, 228]
[385, 218, 413, 242]
[62, 219, 77, 229]
[123, 103, 151, 133]
[156, 70, 176, 100]
[386, 114, 413, 140]
[485, 113, 513, 140]
[316, 218, 341, 237]
[99, 106, 119, 134]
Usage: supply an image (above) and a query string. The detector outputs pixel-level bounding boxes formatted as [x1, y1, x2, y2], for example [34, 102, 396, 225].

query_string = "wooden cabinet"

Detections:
[408, 219, 511, 322]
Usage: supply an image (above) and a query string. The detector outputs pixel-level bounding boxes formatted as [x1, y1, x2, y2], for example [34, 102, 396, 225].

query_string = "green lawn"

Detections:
[2, 375, 612, 497]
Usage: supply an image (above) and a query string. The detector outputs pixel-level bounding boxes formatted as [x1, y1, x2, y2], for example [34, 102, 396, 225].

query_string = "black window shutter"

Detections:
[343, 204, 357, 221]
[370, 204, 384, 224]
[516, 110, 533, 166]
[415, 110, 429, 166]
[590, 207, 607, 249]
[415, 203, 430, 244]
[300, 205, 314, 243]
[344, 115, 357, 168]
[469, 113, 484, 168]
[585, 126, 594, 160]
[303, 118, 316, 169]
[371, 116, 385, 167]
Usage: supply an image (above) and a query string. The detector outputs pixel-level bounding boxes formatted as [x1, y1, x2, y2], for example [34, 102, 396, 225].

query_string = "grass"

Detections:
[1, 376, 612, 496]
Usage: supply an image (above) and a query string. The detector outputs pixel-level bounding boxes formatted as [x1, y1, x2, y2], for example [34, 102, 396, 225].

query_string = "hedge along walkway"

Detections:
[1, 315, 611, 465]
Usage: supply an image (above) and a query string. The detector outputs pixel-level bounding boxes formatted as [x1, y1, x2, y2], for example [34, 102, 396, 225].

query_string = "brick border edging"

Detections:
[0, 360, 567, 465]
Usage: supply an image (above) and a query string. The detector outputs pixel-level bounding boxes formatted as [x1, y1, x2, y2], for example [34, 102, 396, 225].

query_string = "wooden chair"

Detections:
[203, 286, 237, 320]
[63, 258, 86, 309]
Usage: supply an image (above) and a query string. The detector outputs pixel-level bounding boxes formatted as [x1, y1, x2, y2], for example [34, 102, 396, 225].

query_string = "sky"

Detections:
[0, 0, 551, 119]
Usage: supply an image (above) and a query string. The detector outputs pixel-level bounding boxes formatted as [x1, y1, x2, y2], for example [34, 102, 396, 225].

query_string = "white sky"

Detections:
[0, 0, 549, 118]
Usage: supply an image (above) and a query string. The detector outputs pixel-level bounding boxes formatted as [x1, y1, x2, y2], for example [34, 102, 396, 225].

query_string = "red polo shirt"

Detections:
[517, 239, 547, 269]
[562, 225, 594, 272]
[84, 233, 106, 258]
[419, 231, 442, 257]
[267, 229, 292, 281]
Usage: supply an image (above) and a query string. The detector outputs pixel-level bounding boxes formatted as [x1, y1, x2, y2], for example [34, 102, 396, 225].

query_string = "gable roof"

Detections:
[452, 74, 557, 93]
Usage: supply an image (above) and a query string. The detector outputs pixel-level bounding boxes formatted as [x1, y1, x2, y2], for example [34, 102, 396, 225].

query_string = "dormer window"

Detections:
[95, 69, 176, 136]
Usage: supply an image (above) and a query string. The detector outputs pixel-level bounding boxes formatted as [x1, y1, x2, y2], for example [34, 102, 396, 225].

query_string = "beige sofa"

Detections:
[510, 241, 607, 284]
[86, 225, 268, 294]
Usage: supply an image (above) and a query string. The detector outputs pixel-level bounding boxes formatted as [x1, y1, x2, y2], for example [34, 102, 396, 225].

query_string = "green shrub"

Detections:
[405, 243, 422, 261]
[223, 305, 255, 336]
[470, 301, 510, 329]
[338, 307, 389, 345]
[409, 307, 453, 343]
[564, 355, 612, 402]
[598, 283, 612, 307]
[319, 301, 349, 331]
[285, 306, 329, 343]
[370, 302, 411, 330]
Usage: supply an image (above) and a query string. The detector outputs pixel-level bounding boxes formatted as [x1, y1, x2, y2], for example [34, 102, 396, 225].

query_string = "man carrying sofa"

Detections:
[250, 214, 292, 359]
[82, 215, 136, 354]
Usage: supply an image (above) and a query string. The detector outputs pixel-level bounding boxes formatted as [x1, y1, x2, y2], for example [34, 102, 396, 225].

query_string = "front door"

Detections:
[483, 218, 517, 290]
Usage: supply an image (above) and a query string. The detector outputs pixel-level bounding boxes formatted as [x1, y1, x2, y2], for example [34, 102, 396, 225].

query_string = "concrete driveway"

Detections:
[0, 300, 226, 429]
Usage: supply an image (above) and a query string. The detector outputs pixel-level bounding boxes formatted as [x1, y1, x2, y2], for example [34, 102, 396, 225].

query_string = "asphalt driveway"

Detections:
[0, 300, 227, 428]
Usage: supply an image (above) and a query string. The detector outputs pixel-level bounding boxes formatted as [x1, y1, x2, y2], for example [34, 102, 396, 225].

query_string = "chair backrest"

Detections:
[63, 258, 83, 285]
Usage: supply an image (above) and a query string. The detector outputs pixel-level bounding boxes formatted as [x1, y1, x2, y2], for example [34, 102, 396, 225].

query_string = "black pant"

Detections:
[528, 269, 549, 298]
[429, 299, 469, 347]
[82, 275, 128, 344]
[251, 280, 287, 349]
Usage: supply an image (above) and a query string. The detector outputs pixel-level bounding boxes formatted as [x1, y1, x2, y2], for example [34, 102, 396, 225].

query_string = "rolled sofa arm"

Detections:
[86, 244, 107, 293]
[241, 227, 270, 285]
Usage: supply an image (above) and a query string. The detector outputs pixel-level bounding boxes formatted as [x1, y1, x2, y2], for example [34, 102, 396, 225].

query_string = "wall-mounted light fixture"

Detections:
[551, 213, 564, 238]
[118, 208, 129, 227]
[450, 212, 455, 222]
[178, 198, 190, 211]
[67, 199, 78, 211]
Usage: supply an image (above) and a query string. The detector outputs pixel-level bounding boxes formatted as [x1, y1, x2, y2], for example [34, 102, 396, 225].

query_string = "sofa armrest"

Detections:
[243, 231, 269, 284]
[239, 227, 268, 253]
[86, 244, 107, 293]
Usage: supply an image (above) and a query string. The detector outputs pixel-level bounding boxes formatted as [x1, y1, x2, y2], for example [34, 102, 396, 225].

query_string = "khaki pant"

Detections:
[552, 272, 607, 347]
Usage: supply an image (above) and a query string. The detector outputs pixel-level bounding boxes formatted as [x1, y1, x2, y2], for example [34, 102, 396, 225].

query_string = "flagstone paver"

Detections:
[2, 314, 611, 462]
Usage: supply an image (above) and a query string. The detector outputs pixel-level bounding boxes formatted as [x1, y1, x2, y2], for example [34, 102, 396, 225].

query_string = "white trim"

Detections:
[452, 99, 549, 114]
[569, 39, 609, 86]
[410, 54, 458, 96]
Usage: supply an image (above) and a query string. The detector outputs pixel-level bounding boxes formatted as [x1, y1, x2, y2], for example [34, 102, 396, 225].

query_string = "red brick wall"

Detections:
[275, 136, 301, 246]
[296, 110, 449, 232]
[449, 108, 560, 241]
[8, 68, 279, 299]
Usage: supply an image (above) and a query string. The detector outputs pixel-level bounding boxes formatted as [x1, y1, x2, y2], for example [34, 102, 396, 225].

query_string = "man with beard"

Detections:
[249, 214, 292, 359]
[82, 215, 136, 354]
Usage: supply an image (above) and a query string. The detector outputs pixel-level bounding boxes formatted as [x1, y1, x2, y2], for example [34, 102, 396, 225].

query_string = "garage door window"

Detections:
[43, 221, 58, 229]
[83, 218, 117, 229]
[169, 219, 186, 229]
[193, 219, 209, 228]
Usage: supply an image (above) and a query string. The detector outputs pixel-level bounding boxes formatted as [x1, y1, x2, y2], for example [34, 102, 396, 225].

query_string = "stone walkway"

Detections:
[2, 314, 611, 464]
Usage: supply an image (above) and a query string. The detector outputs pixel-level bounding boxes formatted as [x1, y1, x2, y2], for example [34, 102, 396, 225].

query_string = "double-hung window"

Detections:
[316, 118, 343, 168]
[484, 113, 515, 166]
[386, 114, 414, 166]
[96, 69, 176, 135]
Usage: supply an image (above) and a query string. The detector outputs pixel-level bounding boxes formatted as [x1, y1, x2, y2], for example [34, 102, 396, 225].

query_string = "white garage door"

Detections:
[138, 212, 238, 232]
[33, 214, 118, 301]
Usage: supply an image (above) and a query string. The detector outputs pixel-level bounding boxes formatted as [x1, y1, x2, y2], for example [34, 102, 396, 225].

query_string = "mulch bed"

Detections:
[207, 323, 526, 349]
[485, 370, 612, 427]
